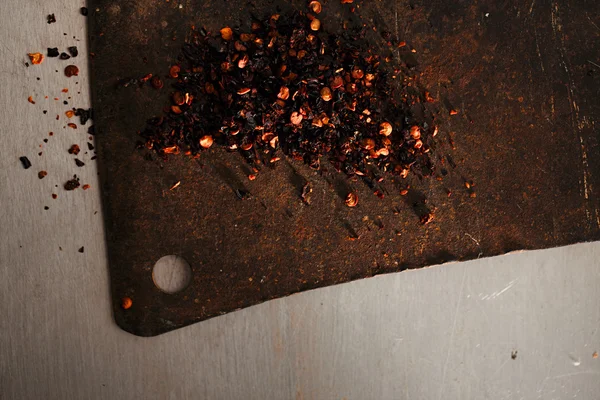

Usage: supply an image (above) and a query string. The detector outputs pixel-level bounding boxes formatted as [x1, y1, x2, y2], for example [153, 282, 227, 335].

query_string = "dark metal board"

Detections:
[89, 0, 600, 336]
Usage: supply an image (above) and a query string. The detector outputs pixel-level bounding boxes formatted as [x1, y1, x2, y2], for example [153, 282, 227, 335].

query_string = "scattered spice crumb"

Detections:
[38, 170, 47, 179]
[44, 206, 49, 210]
[67, 123, 77, 129]
[65, 110, 74, 118]
[593, 351, 598, 359]
[450, 109, 458, 116]
[19, 156, 32, 169]
[64, 177, 81, 190]
[47, 48, 59, 57]
[59, 52, 71, 60]
[27, 96, 35, 104]
[82, 184, 91, 190]
[80, 7, 88, 16]
[78, 246, 84, 253]
[61, 88, 69, 93]
[52, 194, 58, 199]
[64, 65, 79, 77]
[28, 53, 44, 65]
[68, 144, 80, 155]
[74, 159, 85, 167]
[87, 142, 94, 151]
[67, 46, 78, 57]
[47, 14, 56, 24]
[511, 350, 518, 360]
[170, 181, 181, 190]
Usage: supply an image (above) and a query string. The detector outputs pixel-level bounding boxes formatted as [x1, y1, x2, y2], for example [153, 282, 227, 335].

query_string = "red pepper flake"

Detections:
[28, 53, 44, 65]
[67, 123, 77, 129]
[82, 184, 91, 190]
[61, 88, 69, 93]
[398, 41, 407, 47]
[68, 144, 80, 155]
[55, 114, 60, 120]
[64, 65, 79, 77]
[38, 170, 47, 179]
[449, 109, 458, 116]
[248, 174, 257, 181]
[140, 73, 153, 82]
[52, 194, 58, 199]
[27, 96, 35, 104]
[65, 110, 75, 118]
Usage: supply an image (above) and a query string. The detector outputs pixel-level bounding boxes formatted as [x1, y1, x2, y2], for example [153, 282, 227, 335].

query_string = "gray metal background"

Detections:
[1, 1, 599, 399]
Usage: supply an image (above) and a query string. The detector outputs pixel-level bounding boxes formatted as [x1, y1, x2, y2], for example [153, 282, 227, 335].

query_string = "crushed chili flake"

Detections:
[64, 65, 79, 77]
[64, 176, 81, 190]
[67, 46, 78, 57]
[19, 156, 32, 169]
[52, 193, 58, 199]
[59, 52, 71, 60]
[47, 14, 56, 24]
[82, 184, 91, 190]
[47, 48, 59, 57]
[28, 53, 44, 65]
[68, 144, 81, 155]
[67, 123, 77, 129]
[74, 159, 85, 167]
[78, 246, 84, 253]
[65, 110, 75, 118]
[27, 96, 35, 104]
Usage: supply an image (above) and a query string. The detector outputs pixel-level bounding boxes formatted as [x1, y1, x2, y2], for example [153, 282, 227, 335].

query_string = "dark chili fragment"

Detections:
[47, 47, 59, 57]
[74, 159, 85, 167]
[64, 176, 81, 190]
[19, 156, 32, 169]
[64, 65, 79, 77]
[80, 7, 88, 16]
[67, 46, 78, 57]
[47, 14, 56, 24]
[59, 52, 71, 60]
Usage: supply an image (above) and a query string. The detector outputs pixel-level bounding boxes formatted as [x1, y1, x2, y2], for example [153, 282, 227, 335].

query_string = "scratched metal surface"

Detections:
[89, 0, 600, 335]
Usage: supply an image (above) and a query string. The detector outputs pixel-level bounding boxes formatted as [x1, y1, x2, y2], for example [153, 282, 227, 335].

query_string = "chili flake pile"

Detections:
[140, 4, 437, 187]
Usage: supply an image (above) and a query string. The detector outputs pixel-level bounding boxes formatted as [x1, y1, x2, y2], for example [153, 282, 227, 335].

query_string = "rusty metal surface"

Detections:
[89, 0, 600, 336]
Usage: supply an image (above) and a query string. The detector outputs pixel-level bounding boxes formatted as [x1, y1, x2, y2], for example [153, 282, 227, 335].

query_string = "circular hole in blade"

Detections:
[152, 255, 192, 294]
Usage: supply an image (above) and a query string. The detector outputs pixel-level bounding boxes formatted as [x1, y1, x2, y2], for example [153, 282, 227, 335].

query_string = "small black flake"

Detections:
[47, 14, 56, 24]
[80, 7, 88, 16]
[75, 108, 92, 125]
[78, 246, 84, 253]
[87, 142, 94, 151]
[44, 206, 49, 210]
[67, 46, 78, 57]
[59, 52, 70, 60]
[47, 47, 59, 57]
[87, 125, 95, 135]
[75, 159, 85, 167]
[19, 156, 32, 169]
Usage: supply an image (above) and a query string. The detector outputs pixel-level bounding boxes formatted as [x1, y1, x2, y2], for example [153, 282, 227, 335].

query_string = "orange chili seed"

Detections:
[121, 297, 133, 309]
